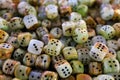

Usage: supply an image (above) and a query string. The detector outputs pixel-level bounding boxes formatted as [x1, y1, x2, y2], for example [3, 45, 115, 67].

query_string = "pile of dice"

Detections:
[0, 0, 120, 80]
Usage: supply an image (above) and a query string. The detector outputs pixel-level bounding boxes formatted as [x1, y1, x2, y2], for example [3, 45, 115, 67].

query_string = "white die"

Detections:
[45, 4, 58, 19]
[68, 0, 78, 6]
[23, 14, 39, 30]
[89, 42, 109, 61]
[70, 12, 82, 22]
[75, 20, 87, 29]
[27, 39, 44, 55]
[95, 75, 114, 80]
[54, 60, 72, 78]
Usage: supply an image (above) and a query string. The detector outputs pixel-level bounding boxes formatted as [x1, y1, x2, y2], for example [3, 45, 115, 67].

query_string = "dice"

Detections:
[14, 65, 31, 80]
[105, 48, 116, 58]
[45, 4, 58, 19]
[100, 4, 114, 20]
[41, 71, 58, 80]
[113, 23, 120, 38]
[40, 0, 57, 6]
[50, 27, 62, 39]
[62, 47, 78, 61]
[35, 54, 51, 70]
[17, 32, 32, 47]
[38, 6, 47, 20]
[60, 75, 75, 80]
[54, 60, 72, 78]
[103, 58, 120, 73]
[0, 29, 9, 43]
[72, 28, 88, 44]
[27, 39, 44, 55]
[75, 20, 87, 29]
[112, 9, 120, 21]
[77, 48, 91, 65]
[7, 36, 20, 48]
[76, 74, 92, 80]
[70, 60, 84, 74]
[99, 25, 116, 40]
[88, 28, 96, 38]
[13, 48, 26, 62]
[29, 71, 42, 80]
[23, 14, 39, 30]
[107, 40, 119, 50]
[108, 73, 120, 80]
[83, 39, 93, 49]
[44, 39, 63, 56]
[0, 17, 9, 31]
[95, 75, 114, 80]
[68, 0, 78, 7]
[92, 35, 106, 45]
[52, 54, 64, 64]
[117, 51, 120, 62]
[23, 52, 37, 67]
[41, 19, 51, 29]
[2, 59, 20, 75]
[70, 12, 82, 22]
[0, 75, 12, 80]
[89, 62, 102, 75]
[62, 21, 75, 36]
[0, 43, 14, 60]
[9, 17, 24, 30]
[36, 27, 48, 39]
[89, 42, 109, 61]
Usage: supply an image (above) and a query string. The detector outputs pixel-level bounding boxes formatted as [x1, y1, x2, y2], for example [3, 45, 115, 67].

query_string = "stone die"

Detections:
[27, 39, 44, 55]
[0, 43, 14, 60]
[77, 48, 91, 65]
[95, 75, 114, 80]
[23, 52, 37, 67]
[13, 48, 26, 62]
[0, 29, 9, 43]
[2, 59, 20, 75]
[52, 54, 64, 64]
[89, 62, 102, 75]
[62, 47, 78, 61]
[35, 54, 51, 70]
[29, 71, 42, 80]
[54, 60, 72, 78]
[17, 32, 32, 47]
[70, 60, 84, 74]
[103, 58, 120, 73]
[89, 42, 109, 61]
[44, 39, 63, 56]
[23, 14, 39, 30]
[14, 65, 31, 80]
[41, 71, 58, 80]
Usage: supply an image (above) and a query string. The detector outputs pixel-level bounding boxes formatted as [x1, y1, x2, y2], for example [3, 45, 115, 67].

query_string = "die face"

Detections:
[23, 53, 37, 67]
[0, 18, 9, 31]
[14, 65, 31, 80]
[52, 54, 64, 64]
[107, 40, 118, 50]
[83, 39, 93, 49]
[29, 71, 41, 80]
[62, 21, 75, 36]
[96, 75, 114, 80]
[24, 6, 37, 16]
[99, 25, 116, 39]
[86, 16, 97, 28]
[41, 71, 58, 80]
[41, 34, 53, 45]
[44, 39, 63, 56]
[108, 73, 120, 80]
[17, 32, 32, 47]
[55, 60, 72, 78]
[89, 42, 109, 61]
[35, 54, 51, 69]
[27, 39, 44, 55]
[2, 59, 20, 75]
[9, 17, 24, 30]
[76, 74, 92, 80]
[23, 14, 39, 30]
[62, 47, 78, 60]
[113, 23, 120, 37]
[112, 9, 120, 21]
[89, 62, 102, 75]
[40, 0, 57, 6]
[77, 48, 91, 65]
[13, 48, 26, 62]
[0, 43, 14, 60]
[92, 35, 106, 45]
[50, 27, 62, 39]
[100, 4, 114, 20]
[36, 27, 48, 39]
[72, 28, 88, 44]
[103, 58, 120, 73]
[41, 19, 51, 28]
[105, 48, 116, 58]
[45, 4, 58, 19]
[7, 37, 20, 48]
[70, 60, 84, 74]
[75, 20, 87, 29]
[0, 30, 9, 43]
[70, 12, 82, 22]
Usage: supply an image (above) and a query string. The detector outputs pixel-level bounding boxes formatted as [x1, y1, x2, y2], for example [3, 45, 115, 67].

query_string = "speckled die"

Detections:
[0, 29, 9, 43]
[29, 71, 42, 80]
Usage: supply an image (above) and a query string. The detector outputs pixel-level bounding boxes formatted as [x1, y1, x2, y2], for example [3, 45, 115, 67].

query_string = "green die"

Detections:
[0, 17, 9, 31]
[70, 60, 84, 74]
